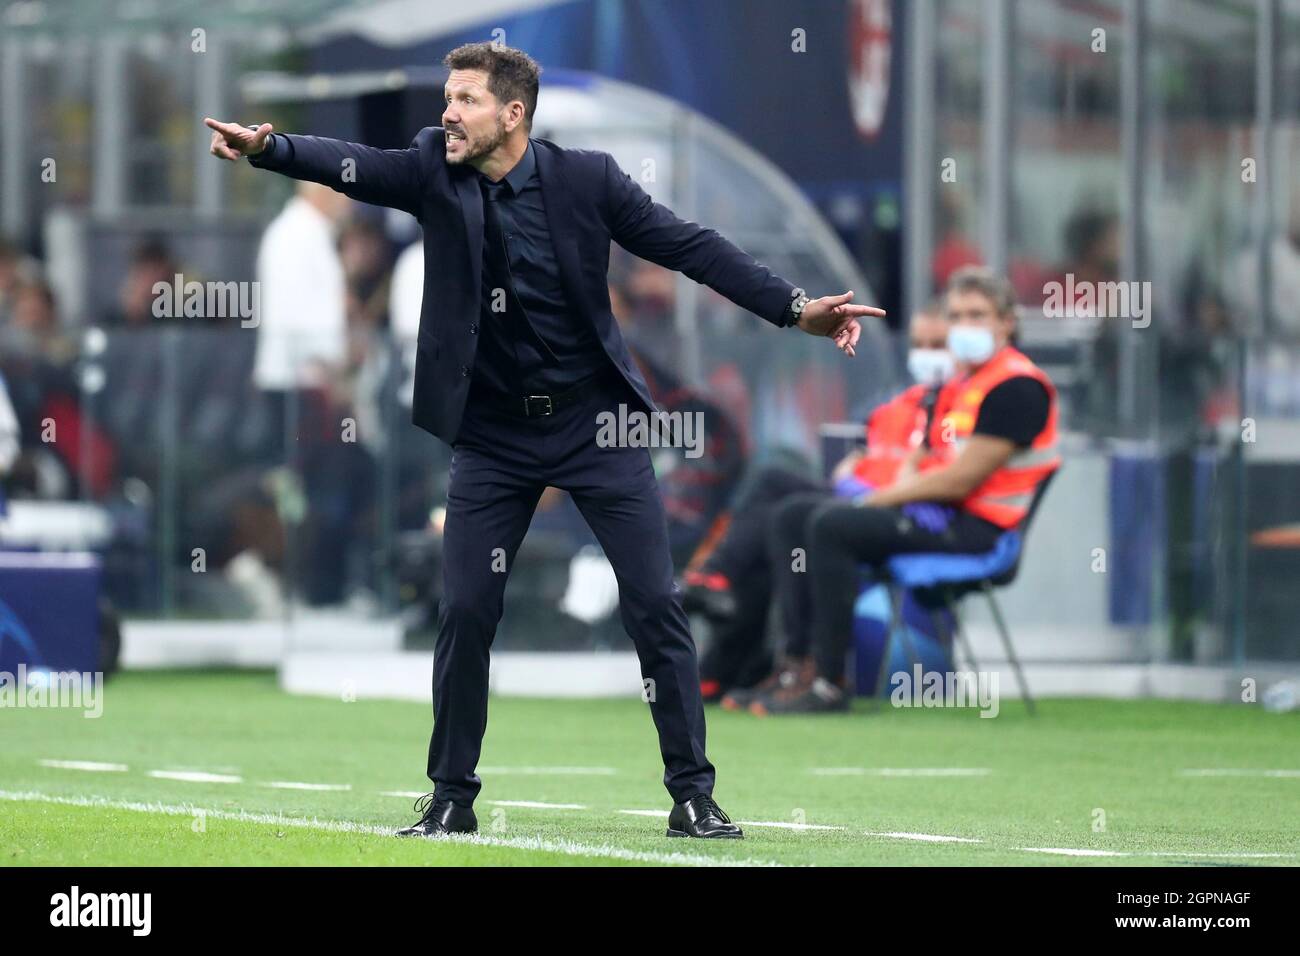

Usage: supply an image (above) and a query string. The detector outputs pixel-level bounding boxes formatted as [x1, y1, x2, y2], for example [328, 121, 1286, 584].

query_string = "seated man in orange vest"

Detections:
[755, 266, 1061, 714]
[682, 303, 952, 702]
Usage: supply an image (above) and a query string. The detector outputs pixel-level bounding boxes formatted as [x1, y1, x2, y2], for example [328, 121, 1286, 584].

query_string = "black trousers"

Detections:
[770, 494, 1003, 682]
[427, 373, 715, 806]
[698, 466, 823, 687]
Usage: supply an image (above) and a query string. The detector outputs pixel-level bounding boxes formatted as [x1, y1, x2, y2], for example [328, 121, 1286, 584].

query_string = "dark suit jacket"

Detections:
[250, 127, 797, 443]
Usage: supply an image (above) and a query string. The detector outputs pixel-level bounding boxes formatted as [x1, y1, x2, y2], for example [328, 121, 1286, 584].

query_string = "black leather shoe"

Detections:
[667, 794, 744, 839]
[395, 792, 477, 837]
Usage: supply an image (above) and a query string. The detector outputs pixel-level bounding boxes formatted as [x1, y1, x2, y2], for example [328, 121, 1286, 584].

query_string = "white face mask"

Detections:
[947, 325, 997, 364]
[907, 348, 955, 385]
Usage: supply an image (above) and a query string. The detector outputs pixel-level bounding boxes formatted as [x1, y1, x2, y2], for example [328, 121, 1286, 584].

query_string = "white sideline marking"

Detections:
[379, 790, 590, 806]
[38, 760, 128, 773]
[1147, 852, 1296, 859]
[260, 781, 352, 792]
[147, 770, 243, 784]
[1017, 846, 1297, 860]
[864, 831, 984, 844]
[739, 821, 845, 831]
[475, 766, 618, 776]
[1180, 769, 1300, 778]
[619, 809, 841, 831]
[0, 790, 783, 868]
[812, 768, 992, 777]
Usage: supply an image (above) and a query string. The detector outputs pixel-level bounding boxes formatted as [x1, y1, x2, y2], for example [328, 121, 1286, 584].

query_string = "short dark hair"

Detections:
[443, 42, 541, 129]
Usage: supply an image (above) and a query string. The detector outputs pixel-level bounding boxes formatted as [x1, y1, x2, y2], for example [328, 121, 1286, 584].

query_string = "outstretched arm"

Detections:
[603, 154, 884, 356]
[205, 118, 426, 218]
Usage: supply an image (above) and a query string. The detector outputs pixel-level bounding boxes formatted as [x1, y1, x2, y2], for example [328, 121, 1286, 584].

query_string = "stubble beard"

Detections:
[447, 115, 508, 166]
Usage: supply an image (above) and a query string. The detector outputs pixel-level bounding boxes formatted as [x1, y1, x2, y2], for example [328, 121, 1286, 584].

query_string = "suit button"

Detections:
[461, 365, 470, 377]
[469, 323, 478, 334]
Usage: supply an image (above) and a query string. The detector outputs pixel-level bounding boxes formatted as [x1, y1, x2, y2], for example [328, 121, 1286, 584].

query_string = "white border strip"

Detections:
[864, 831, 984, 844]
[147, 771, 243, 784]
[38, 759, 128, 773]
[1180, 769, 1300, 778]
[812, 768, 993, 777]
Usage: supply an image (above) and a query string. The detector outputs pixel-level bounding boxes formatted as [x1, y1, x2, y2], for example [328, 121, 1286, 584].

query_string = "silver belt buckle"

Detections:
[524, 394, 554, 417]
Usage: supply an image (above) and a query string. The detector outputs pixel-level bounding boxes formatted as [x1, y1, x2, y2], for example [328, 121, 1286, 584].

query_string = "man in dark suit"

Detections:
[206, 41, 883, 840]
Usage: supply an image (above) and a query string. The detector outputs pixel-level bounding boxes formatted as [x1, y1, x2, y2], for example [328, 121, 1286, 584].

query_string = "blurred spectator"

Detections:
[340, 217, 393, 333]
[390, 240, 423, 347]
[931, 190, 982, 292]
[1229, 190, 1300, 337]
[7, 279, 77, 366]
[254, 181, 351, 392]
[1062, 208, 1123, 434]
[252, 182, 377, 606]
[0, 278, 115, 501]
[108, 236, 181, 327]
[0, 238, 42, 326]
[1062, 208, 1120, 296]
[610, 279, 747, 565]
[617, 254, 678, 371]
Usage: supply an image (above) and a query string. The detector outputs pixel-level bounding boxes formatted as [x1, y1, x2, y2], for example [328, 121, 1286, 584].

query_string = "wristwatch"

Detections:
[782, 287, 810, 327]
[246, 125, 275, 162]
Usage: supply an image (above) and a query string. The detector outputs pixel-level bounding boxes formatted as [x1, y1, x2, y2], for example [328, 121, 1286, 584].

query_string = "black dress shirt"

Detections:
[472, 141, 609, 396]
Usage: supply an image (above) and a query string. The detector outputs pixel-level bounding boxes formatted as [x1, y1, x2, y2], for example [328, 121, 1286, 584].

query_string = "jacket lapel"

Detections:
[532, 140, 586, 316]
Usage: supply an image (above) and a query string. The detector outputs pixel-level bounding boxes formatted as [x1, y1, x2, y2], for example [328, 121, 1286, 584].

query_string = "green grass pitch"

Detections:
[2, 670, 1297, 867]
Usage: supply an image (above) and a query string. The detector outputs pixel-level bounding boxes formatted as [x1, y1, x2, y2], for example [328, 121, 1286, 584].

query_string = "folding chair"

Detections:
[872, 470, 1060, 716]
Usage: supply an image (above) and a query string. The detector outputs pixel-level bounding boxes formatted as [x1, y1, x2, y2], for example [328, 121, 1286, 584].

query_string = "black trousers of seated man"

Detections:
[428, 371, 714, 806]
[697, 465, 823, 688]
[769, 493, 1004, 683]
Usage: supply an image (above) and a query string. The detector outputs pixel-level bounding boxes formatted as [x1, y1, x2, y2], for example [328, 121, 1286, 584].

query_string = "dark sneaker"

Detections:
[752, 676, 850, 716]
[720, 655, 810, 711]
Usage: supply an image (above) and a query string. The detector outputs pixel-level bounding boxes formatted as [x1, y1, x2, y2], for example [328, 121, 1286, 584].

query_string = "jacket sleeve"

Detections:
[249, 131, 426, 218]
[601, 153, 796, 326]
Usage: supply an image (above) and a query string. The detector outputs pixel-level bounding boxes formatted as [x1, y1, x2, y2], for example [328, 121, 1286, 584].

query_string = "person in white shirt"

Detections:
[252, 182, 368, 606]
[389, 240, 424, 410]
[254, 182, 352, 392]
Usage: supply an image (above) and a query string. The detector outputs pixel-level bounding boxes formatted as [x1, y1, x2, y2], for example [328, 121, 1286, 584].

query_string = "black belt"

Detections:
[472, 370, 615, 419]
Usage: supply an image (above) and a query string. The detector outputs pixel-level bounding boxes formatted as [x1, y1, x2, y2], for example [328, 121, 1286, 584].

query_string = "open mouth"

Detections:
[446, 131, 466, 145]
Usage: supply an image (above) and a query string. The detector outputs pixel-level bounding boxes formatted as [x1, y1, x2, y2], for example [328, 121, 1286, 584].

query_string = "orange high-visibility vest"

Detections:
[853, 383, 935, 488]
[927, 346, 1061, 529]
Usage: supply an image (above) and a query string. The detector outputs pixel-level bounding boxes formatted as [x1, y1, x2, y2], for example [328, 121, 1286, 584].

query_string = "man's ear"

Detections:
[505, 102, 526, 132]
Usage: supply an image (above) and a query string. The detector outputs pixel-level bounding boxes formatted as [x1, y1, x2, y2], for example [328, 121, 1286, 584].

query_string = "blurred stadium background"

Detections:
[1, 0, 1299, 867]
